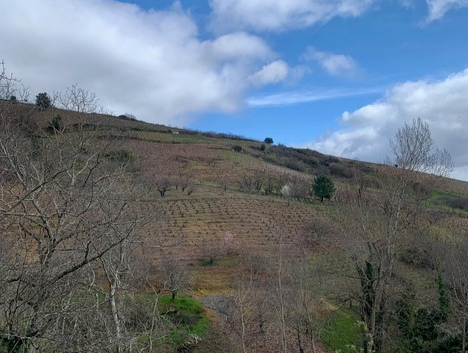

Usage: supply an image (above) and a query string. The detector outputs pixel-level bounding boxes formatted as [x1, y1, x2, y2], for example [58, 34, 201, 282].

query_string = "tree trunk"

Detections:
[109, 281, 123, 353]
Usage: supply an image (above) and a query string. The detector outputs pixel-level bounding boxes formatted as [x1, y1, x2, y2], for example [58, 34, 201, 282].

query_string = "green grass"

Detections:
[159, 294, 204, 314]
[158, 293, 210, 345]
[123, 293, 210, 349]
[321, 308, 362, 353]
[424, 191, 468, 217]
[423, 190, 453, 207]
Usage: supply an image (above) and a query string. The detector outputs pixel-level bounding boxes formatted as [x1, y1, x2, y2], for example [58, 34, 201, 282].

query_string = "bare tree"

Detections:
[186, 181, 196, 196]
[229, 252, 271, 353]
[0, 60, 14, 99]
[281, 175, 310, 205]
[0, 60, 30, 101]
[390, 117, 453, 176]
[200, 234, 226, 265]
[155, 175, 172, 197]
[286, 257, 321, 353]
[176, 172, 193, 193]
[160, 257, 191, 300]
[238, 172, 256, 194]
[233, 255, 264, 353]
[263, 174, 278, 196]
[271, 244, 289, 353]
[54, 83, 105, 113]
[98, 235, 139, 352]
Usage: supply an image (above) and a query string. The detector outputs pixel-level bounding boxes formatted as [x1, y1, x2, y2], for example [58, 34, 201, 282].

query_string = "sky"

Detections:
[1, 0, 468, 180]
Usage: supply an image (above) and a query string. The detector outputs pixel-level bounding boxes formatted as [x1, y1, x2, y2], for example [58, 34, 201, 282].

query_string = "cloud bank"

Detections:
[304, 69, 468, 180]
[0, 0, 289, 125]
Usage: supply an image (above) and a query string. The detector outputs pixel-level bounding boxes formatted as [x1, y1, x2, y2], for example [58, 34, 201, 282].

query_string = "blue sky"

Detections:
[1, 0, 468, 179]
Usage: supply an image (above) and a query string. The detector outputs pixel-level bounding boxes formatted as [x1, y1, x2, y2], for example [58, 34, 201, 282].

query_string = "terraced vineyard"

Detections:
[144, 193, 321, 263]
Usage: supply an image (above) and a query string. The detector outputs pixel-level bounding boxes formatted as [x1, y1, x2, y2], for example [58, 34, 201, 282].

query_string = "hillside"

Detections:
[1, 100, 468, 353]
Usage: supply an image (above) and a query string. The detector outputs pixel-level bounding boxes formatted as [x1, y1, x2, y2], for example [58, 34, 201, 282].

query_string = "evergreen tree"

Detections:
[312, 175, 335, 202]
[35, 92, 51, 109]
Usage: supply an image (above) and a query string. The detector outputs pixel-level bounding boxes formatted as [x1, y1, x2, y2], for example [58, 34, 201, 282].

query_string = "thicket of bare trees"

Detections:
[0, 100, 155, 351]
[213, 239, 324, 353]
[330, 118, 454, 353]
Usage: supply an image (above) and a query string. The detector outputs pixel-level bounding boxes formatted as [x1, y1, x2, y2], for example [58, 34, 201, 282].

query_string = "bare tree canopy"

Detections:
[390, 117, 453, 176]
[54, 83, 104, 113]
[0, 60, 30, 101]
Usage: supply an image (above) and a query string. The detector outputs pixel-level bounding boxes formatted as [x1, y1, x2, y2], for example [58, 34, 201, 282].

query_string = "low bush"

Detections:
[284, 159, 305, 172]
[48, 114, 63, 132]
[104, 148, 135, 163]
[329, 163, 355, 178]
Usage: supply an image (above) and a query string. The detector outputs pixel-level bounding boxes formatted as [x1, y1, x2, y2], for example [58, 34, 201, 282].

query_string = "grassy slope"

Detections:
[5, 101, 468, 352]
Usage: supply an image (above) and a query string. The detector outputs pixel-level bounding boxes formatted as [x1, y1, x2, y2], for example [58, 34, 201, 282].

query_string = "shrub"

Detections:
[30, 135, 43, 160]
[123, 113, 137, 120]
[321, 156, 339, 166]
[359, 165, 374, 174]
[284, 159, 305, 172]
[104, 149, 135, 164]
[329, 163, 354, 178]
[232, 145, 242, 152]
[260, 143, 266, 151]
[400, 246, 434, 269]
[48, 114, 63, 132]
[307, 156, 320, 166]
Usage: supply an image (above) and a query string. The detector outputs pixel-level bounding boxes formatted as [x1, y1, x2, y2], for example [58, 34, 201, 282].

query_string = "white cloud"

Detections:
[247, 87, 380, 107]
[0, 0, 278, 125]
[304, 48, 357, 76]
[208, 0, 466, 32]
[304, 69, 468, 181]
[426, 0, 468, 21]
[209, 0, 376, 32]
[249, 60, 289, 86]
